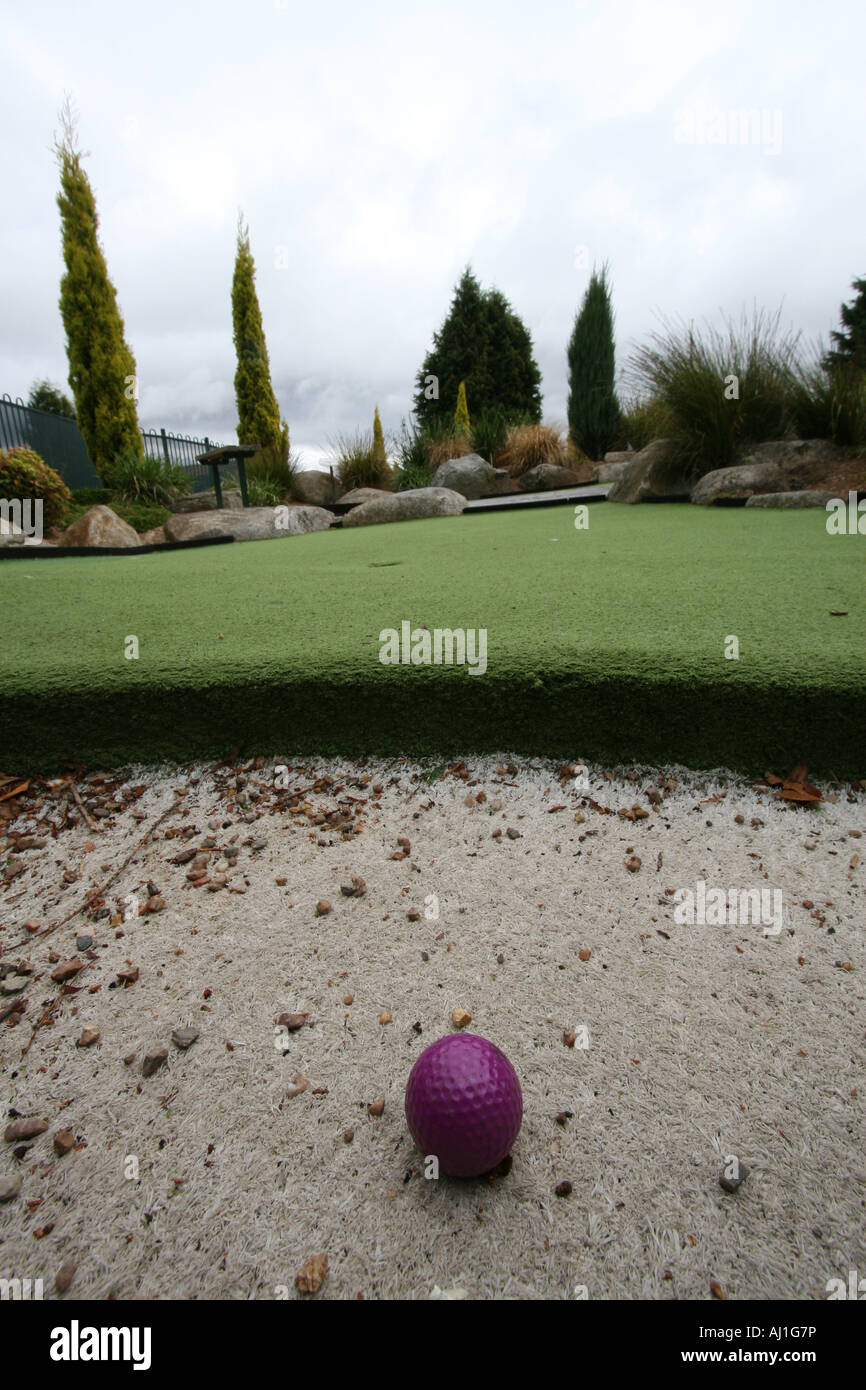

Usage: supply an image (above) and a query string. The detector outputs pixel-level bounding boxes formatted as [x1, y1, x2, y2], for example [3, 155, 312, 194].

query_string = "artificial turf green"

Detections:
[2, 503, 864, 775]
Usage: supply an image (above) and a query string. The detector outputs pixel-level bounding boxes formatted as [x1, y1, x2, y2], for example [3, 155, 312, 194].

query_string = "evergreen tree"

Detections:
[823, 277, 866, 373]
[27, 378, 76, 419]
[454, 380, 471, 435]
[484, 289, 542, 423]
[54, 98, 143, 472]
[231, 212, 288, 467]
[567, 264, 620, 459]
[372, 406, 387, 465]
[413, 267, 541, 428]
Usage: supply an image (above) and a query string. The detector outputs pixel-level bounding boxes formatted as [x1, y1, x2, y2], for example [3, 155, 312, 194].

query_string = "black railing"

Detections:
[1, 396, 225, 495]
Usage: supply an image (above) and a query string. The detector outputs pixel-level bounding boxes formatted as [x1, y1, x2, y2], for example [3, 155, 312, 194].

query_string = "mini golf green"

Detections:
[2, 503, 863, 774]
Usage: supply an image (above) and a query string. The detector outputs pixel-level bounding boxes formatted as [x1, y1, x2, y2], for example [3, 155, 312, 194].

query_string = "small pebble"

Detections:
[78, 1026, 100, 1047]
[55, 1259, 76, 1294]
[141, 1048, 168, 1078]
[379, 1009, 392, 1025]
[171, 1026, 199, 1050]
[368, 1097, 385, 1117]
[555, 1180, 573, 1197]
[719, 1159, 750, 1193]
[315, 899, 332, 917]
[53, 1129, 75, 1157]
[343, 1129, 354, 1144]
[451, 1007, 472, 1029]
[0, 1174, 22, 1201]
[76, 935, 93, 952]
[295, 1252, 328, 1294]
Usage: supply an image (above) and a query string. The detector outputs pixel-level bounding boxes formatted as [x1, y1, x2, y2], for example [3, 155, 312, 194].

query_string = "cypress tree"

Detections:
[54, 99, 143, 474]
[231, 212, 288, 468]
[372, 406, 387, 465]
[414, 269, 542, 429]
[454, 380, 471, 435]
[567, 264, 620, 459]
[823, 277, 866, 373]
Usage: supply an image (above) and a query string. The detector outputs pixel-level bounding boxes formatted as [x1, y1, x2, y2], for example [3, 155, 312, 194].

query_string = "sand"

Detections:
[1, 754, 864, 1300]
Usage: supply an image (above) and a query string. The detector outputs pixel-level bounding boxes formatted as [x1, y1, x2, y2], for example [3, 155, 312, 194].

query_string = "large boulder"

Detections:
[163, 505, 334, 543]
[431, 453, 510, 499]
[293, 469, 339, 506]
[605, 440, 677, 503]
[337, 487, 392, 507]
[691, 440, 845, 505]
[517, 463, 580, 492]
[139, 526, 167, 545]
[342, 487, 467, 528]
[590, 457, 634, 484]
[60, 505, 141, 548]
[171, 489, 243, 513]
[744, 490, 836, 509]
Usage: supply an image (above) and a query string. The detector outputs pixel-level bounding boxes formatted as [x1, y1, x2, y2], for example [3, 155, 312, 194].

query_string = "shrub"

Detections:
[328, 430, 393, 491]
[72, 486, 112, 507]
[626, 307, 801, 482]
[246, 473, 286, 506]
[612, 395, 676, 452]
[790, 356, 866, 448]
[454, 380, 471, 435]
[497, 422, 570, 477]
[567, 264, 620, 459]
[392, 418, 433, 491]
[0, 446, 72, 530]
[470, 405, 514, 464]
[102, 449, 191, 505]
[246, 441, 300, 499]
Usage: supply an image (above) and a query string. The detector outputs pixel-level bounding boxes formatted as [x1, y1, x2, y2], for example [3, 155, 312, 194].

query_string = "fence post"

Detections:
[160, 428, 170, 465]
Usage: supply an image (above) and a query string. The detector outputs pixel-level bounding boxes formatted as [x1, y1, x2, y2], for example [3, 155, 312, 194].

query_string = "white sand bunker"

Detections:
[1, 754, 864, 1300]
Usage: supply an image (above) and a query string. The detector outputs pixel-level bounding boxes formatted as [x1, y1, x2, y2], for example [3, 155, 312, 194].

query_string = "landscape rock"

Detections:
[138, 526, 166, 545]
[606, 440, 681, 503]
[342, 487, 466, 527]
[432, 453, 510, 499]
[170, 489, 243, 513]
[293, 470, 339, 506]
[59, 506, 140, 549]
[0, 1174, 22, 1201]
[141, 1048, 168, 1078]
[337, 487, 392, 507]
[518, 463, 581, 492]
[590, 458, 634, 483]
[163, 505, 334, 544]
[691, 440, 846, 505]
[744, 490, 836, 509]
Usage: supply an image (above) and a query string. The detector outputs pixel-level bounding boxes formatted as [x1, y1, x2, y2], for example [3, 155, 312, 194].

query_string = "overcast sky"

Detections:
[2, 0, 864, 470]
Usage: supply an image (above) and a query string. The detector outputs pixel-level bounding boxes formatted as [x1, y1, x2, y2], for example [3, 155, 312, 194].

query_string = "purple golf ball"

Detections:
[405, 1033, 523, 1177]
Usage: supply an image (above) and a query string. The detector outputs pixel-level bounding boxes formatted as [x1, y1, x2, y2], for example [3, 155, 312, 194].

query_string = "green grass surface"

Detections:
[2, 503, 864, 774]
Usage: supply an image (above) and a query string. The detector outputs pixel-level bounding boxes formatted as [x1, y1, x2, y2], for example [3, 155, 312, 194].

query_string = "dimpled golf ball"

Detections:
[405, 1033, 523, 1177]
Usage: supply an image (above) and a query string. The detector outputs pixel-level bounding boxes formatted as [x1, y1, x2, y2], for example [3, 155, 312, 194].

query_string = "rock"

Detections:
[343, 1129, 354, 1144]
[337, 487, 392, 507]
[604, 450, 636, 464]
[295, 1252, 328, 1293]
[315, 899, 332, 917]
[1, 976, 28, 995]
[60, 506, 141, 549]
[341, 875, 366, 897]
[431, 454, 510, 499]
[163, 505, 334, 544]
[293, 470, 339, 506]
[51, 959, 84, 983]
[0, 1173, 22, 1201]
[625, 855, 642, 873]
[286, 1073, 308, 1098]
[78, 1026, 100, 1047]
[55, 1259, 76, 1294]
[138, 525, 166, 545]
[277, 1012, 309, 1030]
[745, 490, 836, 509]
[117, 967, 139, 986]
[170, 489, 244, 513]
[517, 463, 581, 492]
[171, 1026, 199, 1050]
[342, 487, 466, 528]
[590, 458, 634, 483]
[141, 1048, 168, 1078]
[368, 1097, 386, 1117]
[691, 440, 845, 505]
[506, 827, 521, 840]
[53, 1129, 75, 1156]
[451, 1007, 472, 1029]
[76, 935, 93, 952]
[555, 1180, 573, 1197]
[719, 1159, 751, 1193]
[605, 440, 679, 503]
[379, 1009, 392, 1025]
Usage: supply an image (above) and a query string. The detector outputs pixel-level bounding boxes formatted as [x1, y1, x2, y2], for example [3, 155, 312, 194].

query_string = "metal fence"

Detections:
[141, 428, 224, 493]
[1, 396, 224, 495]
[0, 394, 102, 490]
